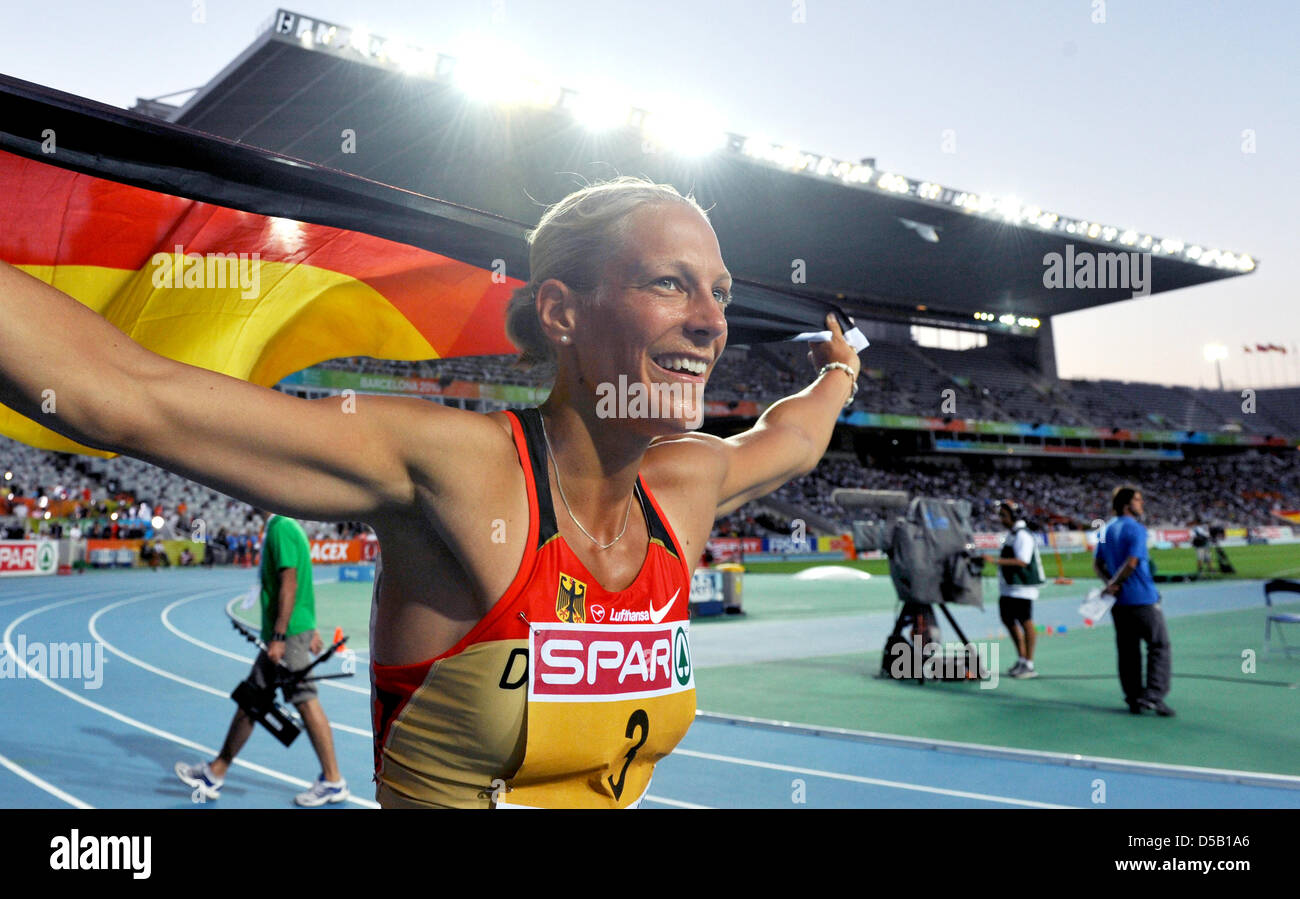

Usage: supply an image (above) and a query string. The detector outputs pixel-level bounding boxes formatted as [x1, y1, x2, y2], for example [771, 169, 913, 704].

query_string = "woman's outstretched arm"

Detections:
[0, 260, 444, 522]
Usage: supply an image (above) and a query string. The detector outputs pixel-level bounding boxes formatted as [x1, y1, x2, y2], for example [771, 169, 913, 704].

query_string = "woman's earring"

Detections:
[560, 335, 571, 344]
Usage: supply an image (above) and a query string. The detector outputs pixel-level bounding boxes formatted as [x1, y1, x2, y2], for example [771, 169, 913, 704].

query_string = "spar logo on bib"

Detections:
[674, 626, 691, 686]
[530, 622, 693, 701]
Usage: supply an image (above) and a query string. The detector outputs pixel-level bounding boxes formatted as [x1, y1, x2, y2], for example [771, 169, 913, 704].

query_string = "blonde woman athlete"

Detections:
[0, 177, 862, 807]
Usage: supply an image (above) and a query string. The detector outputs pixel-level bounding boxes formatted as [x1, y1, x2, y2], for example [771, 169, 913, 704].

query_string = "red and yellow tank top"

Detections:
[371, 408, 696, 808]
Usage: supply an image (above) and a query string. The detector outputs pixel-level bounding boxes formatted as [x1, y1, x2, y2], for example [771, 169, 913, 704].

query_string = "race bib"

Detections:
[496, 621, 696, 809]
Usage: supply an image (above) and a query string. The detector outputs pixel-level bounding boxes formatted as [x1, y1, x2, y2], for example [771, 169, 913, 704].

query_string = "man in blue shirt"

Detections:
[1094, 486, 1174, 716]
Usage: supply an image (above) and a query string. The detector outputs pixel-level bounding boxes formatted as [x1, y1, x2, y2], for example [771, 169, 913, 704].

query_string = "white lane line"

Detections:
[0, 594, 57, 609]
[160, 595, 368, 695]
[672, 748, 1075, 808]
[0, 582, 140, 609]
[643, 794, 711, 809]
[0, 751, 94, 809]
[694, 711, 1300, 790]
[4, 596, 379, 808]
[90, 594, 370, 738]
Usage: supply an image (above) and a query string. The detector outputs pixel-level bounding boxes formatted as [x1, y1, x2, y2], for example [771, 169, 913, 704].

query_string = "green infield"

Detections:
[232, 579, 374, 652]
[695, 600, 1300, 776]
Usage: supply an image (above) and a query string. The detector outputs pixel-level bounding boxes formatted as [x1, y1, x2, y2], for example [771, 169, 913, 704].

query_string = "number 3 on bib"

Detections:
[607, 709, 649, 800]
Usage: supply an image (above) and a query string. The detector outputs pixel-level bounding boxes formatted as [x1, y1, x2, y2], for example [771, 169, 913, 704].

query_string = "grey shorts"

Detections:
[248, 631, 318, 706]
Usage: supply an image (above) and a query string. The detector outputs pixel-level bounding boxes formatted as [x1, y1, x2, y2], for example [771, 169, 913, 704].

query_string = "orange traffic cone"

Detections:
[332, 626, 344, 649]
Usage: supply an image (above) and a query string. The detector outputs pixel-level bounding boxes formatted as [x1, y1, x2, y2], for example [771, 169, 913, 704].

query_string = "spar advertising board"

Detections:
[0, 540, 58, 576]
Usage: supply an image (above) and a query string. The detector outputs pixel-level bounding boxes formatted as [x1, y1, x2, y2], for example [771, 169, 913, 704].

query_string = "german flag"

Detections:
[0, 75, 851, 456]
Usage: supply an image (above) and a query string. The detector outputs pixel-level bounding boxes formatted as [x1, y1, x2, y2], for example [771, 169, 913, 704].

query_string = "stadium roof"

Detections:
[163, 8, 1255, 332]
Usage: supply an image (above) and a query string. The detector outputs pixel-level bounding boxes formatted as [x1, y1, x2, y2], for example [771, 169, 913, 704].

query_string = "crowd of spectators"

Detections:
[4, 345, 1299, 554]
[318, 347, 1300, 438]
[0, 435, 374, 554]
[746, 450, 1300, 534]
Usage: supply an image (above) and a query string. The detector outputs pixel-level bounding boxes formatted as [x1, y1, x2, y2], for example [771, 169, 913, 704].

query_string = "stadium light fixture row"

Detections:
[266, 10, 1256, 272]
[972, 311, 1039, 329]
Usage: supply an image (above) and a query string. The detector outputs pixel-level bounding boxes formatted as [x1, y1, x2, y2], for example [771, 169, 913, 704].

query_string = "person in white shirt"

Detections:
[1190, 517, 1212, 575]
[988, 500, 1046, 678]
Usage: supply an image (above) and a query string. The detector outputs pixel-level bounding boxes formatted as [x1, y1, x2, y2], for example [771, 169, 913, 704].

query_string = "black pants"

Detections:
[1111, 603, 1172, 703]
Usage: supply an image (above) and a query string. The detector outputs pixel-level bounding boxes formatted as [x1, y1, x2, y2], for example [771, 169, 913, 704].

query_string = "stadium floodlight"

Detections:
[641, 104, 728, 157]
[348, 27, 372, 57]
[1204, 343, 1228, 391]
[877, 173, 910, 193]
[456, 58, 559, 108]
[569, 88, 631, 131]
[1203, 343, 1228, 362]
[450, 37, 529, 104]
[1186, 245, 1203, 260]
[1238, 255, 1256, 272]
[744, 139, 804, 170]
[847, 163, 874, 184]
[382, 40, 433, 77]
[999, 313, 1015, 325]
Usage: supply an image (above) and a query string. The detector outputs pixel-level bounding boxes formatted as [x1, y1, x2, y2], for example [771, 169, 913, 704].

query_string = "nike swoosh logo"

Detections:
[649, 589, 680, 624]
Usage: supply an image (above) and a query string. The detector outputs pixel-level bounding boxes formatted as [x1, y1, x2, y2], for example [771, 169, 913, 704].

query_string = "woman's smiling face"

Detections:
[570, 201, 731, 433]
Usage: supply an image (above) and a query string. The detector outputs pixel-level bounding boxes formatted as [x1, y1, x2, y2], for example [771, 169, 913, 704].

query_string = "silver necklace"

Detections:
[538, 413, 635, 550]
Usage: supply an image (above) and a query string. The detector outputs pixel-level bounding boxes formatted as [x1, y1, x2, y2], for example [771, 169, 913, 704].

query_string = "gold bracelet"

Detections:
[818, 362, 858, 407]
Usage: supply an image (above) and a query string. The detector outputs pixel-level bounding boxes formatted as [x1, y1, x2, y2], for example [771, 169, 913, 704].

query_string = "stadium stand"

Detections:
[316, 347, 1300, 436]
[4, 345, 1299, 555]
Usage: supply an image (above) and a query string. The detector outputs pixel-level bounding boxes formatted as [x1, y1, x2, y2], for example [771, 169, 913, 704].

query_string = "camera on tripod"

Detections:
[837, 490, 989, 682]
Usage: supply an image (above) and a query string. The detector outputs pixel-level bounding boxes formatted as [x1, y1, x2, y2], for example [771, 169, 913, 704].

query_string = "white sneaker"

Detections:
[295, 773, 349, 807]
[175, 761, 222, 802]
[1007, 660, 1026, 677]
[1013, 662, 1039, 679]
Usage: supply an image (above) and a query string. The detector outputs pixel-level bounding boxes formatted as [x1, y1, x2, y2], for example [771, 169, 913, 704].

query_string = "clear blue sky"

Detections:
[6, 0, 1297, 389]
